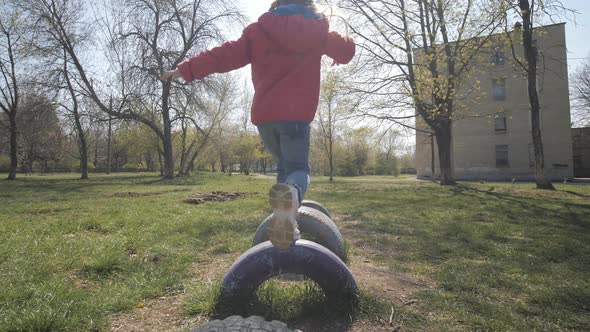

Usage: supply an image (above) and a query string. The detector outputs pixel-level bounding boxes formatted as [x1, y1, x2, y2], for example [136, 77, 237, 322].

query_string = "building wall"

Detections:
[572, 128, 590, 178]
[416, 23, 574, 181]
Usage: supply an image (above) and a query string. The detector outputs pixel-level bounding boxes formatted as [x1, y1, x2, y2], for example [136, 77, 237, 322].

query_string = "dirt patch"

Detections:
[336, 215, 434, 306]
[184, 191, 248, 205]
[291, 318, 396, 332]
[112, 189, 189, 198]
[110, 214, 432, 332]
[110, 295, 202, 332]
[351, 258, 431, 306]
[109, 254, 234, 332]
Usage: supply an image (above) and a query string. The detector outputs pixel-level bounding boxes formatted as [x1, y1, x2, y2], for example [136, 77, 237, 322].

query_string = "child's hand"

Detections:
[160, 69, 181, 81]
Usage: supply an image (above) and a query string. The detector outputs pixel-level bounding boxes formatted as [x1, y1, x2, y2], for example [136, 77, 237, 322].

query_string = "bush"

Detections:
[122, 163, 145, 171]
[400, 168, 417, 175]
[0, 154, 10, 171]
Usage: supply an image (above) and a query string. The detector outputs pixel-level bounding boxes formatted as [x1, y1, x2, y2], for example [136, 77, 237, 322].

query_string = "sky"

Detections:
[233, 0, 590, 133]
[235, 0, 590, 71]
[560, 0, 590, 71]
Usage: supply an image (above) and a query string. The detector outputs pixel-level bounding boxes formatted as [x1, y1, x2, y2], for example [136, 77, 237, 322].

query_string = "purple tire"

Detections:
[252, 207, 346, 261]
[301, 200, 332, 219]
[220, 240, 358, 305]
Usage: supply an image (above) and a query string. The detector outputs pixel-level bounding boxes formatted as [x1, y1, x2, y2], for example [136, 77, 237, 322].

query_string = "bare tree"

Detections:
[375, 128, 402, 176]
[61, 51, 89, 179]
[499, 0, 574, 189]
[318, 69, 349, 182]
[0, 3, 31, 180]
[176, 76, 235, 176]
[28, 0, 242, 179]
[571, 58, 590, 127]
[516, 0, 553, 189]
[239, 80, 253, 134]
[16, 93, 63, 174]
[336, 0, 503, 184]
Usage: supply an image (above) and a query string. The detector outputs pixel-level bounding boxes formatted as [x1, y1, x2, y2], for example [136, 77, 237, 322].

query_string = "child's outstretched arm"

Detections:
[161, 28, 251, 82]
[324, 31, 355, 65]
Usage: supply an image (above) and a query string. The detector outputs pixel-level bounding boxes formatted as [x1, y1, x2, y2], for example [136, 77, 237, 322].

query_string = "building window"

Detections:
[492, 50, 505, 65]
[496, 145, 509, 167]
[494, 113, 507, 132]
[493, 79, 506, 100]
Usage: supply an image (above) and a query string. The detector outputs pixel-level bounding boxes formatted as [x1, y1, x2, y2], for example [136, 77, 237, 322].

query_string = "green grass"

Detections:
[1, 173, 589, 331]
[314, 177, 590, 331]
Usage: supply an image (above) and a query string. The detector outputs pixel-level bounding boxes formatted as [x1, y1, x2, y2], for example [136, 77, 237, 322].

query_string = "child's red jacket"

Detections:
[177, 12, 355, 125]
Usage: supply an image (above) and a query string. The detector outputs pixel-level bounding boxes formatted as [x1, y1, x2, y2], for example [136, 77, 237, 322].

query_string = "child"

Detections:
[161, 0, 355, 248]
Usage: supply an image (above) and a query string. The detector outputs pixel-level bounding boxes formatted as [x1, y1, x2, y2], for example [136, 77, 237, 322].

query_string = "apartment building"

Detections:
[573, 127, 590, 177]
[416, 23, 574, 181]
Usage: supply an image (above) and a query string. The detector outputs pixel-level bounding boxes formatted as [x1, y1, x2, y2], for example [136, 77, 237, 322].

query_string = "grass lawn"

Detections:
[0, 173, 589, 331]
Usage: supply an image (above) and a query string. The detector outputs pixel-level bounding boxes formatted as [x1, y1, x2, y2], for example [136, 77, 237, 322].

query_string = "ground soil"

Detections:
[112, 189, 190, 198]
[184, 191, 248, 205]
[109, 214, 432, 332]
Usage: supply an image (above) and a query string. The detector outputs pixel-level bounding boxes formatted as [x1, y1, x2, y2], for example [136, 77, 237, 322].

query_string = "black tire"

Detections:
[301, 200, 332, 219]
[220, 240, 357, 306]
[252, 206, 346, 261]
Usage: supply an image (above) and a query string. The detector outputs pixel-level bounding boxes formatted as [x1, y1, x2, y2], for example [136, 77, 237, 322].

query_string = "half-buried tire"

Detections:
[252, 206, 346, 261]
[219, 240, 358, 307]
[301, 200, 332, 219]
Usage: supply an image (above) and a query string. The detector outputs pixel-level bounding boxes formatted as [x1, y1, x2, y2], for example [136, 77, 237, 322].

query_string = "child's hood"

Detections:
[257, 11, 329, 53]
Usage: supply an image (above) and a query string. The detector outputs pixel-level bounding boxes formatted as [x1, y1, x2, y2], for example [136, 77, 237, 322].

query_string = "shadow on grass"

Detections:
[1, 174, 210, 197]
[561, 190, 590, 199]
[451, 184, 590, 210]
[450, 184, 590, 231]
[328, 182, 590, 330]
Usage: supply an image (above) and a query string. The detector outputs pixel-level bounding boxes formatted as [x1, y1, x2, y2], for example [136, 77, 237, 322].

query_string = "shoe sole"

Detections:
[267, 184, 296, 249]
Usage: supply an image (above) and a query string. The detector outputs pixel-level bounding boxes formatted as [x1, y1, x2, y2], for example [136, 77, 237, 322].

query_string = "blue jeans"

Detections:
[257, 121, 311, 203]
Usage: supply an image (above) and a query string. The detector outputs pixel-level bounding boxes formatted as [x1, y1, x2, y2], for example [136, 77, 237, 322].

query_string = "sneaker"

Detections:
[267, 183, 300, 248]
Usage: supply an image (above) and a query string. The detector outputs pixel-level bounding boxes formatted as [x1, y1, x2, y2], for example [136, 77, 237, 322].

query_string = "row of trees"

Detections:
[0, 0, 413, 181]
[1, 0, 246, 180]
[2, 0, 582, 188]
[0, 85, 414, 177]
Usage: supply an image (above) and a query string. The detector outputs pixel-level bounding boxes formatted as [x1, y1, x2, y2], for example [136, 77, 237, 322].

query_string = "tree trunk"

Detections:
[7, 112, 17, 180]
[156, 145, 164, 176]
[435, 125, 455, 185]
[184, 142, 206, 176]
[520, 0, 555, 190]
[107, 102, 112, 174]
[74, 112, 88, 179]
[63, 54, 89, 180]
[430, 134, 436, 179]
[145, 151, 154, 171]
[220, 151, 226, 173]
[177, 121, 188, 177]
[328, 135, 334, 182]
[162, 130, 174, 179]
[161, 83, 175, 179]
[93, 130, 99, 168]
